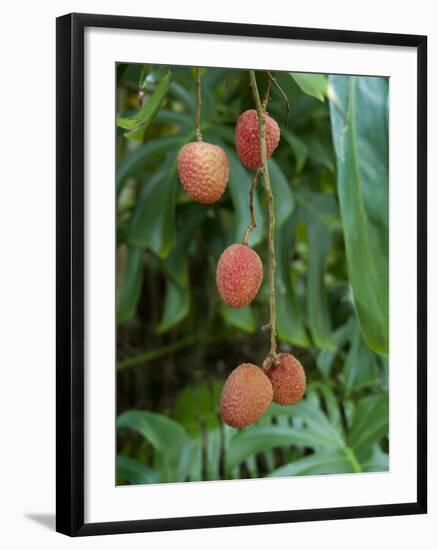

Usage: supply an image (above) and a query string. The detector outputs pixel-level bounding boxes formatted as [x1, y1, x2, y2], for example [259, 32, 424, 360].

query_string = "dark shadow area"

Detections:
[25, 513, 55, 531]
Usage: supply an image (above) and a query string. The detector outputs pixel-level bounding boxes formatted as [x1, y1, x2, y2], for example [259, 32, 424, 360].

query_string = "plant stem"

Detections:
[344, 446, 362, 473]
[117, 333, 226, 371]
[195, 67, 202, 141]
[117, 336, 196, 370]
[242, 169, 262, 246]
[249, 70, 278, 365]
[268, 72, 291, 126]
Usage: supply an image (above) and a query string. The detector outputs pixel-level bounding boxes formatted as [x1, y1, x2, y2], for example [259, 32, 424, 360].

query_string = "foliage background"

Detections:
[116, 64, 389, 484]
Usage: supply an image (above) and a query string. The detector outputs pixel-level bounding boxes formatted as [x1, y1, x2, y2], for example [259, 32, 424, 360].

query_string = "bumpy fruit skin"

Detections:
[267, 353, 306, 405]
[235, 109, 280, 169]
[177, 141, 229, 204]
[220, 363, 273, 428]
[216, 244, 263, 308]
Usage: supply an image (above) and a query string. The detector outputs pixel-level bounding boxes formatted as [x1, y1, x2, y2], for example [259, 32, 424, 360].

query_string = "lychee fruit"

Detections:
[216, 244, 263, 308]
[266, 353, 306, 405]
[235, 109, 280, 169]
[177, 141, 229, 204]
[220, 363, 273, 428]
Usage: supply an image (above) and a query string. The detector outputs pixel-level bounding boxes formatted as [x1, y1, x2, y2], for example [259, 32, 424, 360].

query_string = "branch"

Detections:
[249, 70, 278, 365]
[117, 336, 196, 370]
[242, 169, 262, 246]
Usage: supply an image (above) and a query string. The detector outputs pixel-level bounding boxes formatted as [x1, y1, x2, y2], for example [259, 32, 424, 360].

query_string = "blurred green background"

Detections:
[116, 64, 389, 484]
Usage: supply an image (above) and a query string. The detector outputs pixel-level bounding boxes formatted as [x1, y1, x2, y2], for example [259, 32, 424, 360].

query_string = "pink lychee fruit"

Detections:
[216, 244, 263, 308]
[177, 141, 229, 204]
[220, 363, 273, 428]
[235, 109, 280, 169]
[266, 353, 306, 405]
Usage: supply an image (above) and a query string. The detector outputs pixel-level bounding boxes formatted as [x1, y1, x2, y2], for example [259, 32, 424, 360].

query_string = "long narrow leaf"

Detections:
[275, 213, 309, 347]
[348, 395, 389, 462]
[269, 449, 354, 477]
[117, 71, 171, 130]
[329, 75, 389, 354]
[128, 154, 178, 258]
[227, 426, 327, 470]
[116, 455, 159, 485]
[117, 410, 192, 483]
[117, 245, 144, 323]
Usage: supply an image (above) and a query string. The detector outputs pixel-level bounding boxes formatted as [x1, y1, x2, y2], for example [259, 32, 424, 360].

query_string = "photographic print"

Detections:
[56, 14, 426, 535]
[115, 64, 389, 485]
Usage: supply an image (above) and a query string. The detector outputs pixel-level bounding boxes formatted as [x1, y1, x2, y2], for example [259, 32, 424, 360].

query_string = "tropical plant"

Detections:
[116, 64, 389, 483]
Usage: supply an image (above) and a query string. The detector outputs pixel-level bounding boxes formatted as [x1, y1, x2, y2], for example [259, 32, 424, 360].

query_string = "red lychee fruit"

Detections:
[177, 141, 229, 204]
[220, 363, 273, 428]
[235, 109, 280, 169]
[266, 353, 306, 405]
[216, 244, 263, 308]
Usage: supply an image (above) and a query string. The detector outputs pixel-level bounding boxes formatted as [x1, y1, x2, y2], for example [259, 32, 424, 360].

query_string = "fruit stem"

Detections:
[249, 70, 278, 365]
[242, 169, 262, 246]
[195, 67, 203, 141]
[268, 72, 291, 126]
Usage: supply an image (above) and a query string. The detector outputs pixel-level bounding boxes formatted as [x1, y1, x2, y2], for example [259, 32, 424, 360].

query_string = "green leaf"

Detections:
[117, 135, 187, 194]
[269, 449, 354, 477]
[361, 446, 389, 472]
[117, 410, 192, 483]
[158, 282, 189, 334]
[306, 216, 334, 349]
[380, 355, 389, 389]
[268, 158, 295, 228]
[245, 454, 259, 478]
[117, 71, 171, 130]
[158, 204, 205, 333]
[161, 203, 205, 286]
[122, 126, 147, 143]
[275, 213, 309, 347]
[343, 399, 355, 431]
[290, 73, 328, 102]
[317, 385, 344, 435]
[342, 325, 380, 395]
[225, 147, 266, 246]
[226, 425, 323, 470]
[116, 455, 159, 485]
[169, 81, 194, 112]
[155, 109, 193, 130]
[117, 245, 144, 323]
[316, 318, 354, 377]
[296, 191, 338, 350]
[329, 75, 389, 354]
[220, 303, 256, 333]
[282, 129, 308, 173]
[128, 154, 178, 258]
[258, 413, 277, 473]
[174, 385, 197, 425]
[188, 435, 203, 481]
[117, 63, 142, 86]
[173, 381, 224, 481]
[286, 399, 345, 448]
[223, 424, 239, 478]
[205, 414, 221, 480]
[348, 395, 389, 462]
[302, 133, 335, 172]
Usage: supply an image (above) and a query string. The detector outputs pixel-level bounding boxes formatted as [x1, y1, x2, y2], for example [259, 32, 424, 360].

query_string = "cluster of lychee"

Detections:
[220, 355, 306, 428]
[177, 108, 306, 429]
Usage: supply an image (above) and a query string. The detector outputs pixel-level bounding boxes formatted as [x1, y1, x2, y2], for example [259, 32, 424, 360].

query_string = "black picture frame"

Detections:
[56, 12, 427, 537]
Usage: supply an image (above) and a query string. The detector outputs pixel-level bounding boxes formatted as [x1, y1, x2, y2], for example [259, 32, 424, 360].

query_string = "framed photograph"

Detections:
[56, 13, 427, 536]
